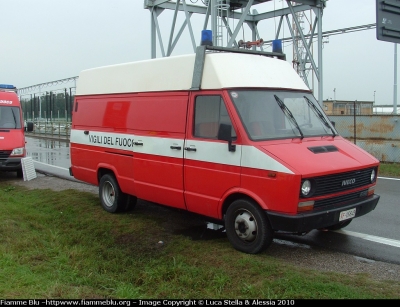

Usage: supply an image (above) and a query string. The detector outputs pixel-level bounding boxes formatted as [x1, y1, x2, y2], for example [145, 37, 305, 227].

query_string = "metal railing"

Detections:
[26, 120, 71, 139]
[25, 115, 400, 163]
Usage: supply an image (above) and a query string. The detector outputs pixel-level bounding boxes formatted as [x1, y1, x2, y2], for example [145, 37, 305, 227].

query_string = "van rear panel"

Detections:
[71, 92, 189, 209]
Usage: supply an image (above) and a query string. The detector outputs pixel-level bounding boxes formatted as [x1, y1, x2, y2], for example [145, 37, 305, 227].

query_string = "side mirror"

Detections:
[218, 123, 236, 152]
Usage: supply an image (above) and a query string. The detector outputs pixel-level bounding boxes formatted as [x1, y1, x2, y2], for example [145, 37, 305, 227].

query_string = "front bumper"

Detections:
[0, 156, 22, 171]
[266, 194, 380, 233]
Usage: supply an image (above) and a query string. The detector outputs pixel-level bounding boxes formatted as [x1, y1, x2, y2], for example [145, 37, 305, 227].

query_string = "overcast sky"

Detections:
[0, 0, 396, 105]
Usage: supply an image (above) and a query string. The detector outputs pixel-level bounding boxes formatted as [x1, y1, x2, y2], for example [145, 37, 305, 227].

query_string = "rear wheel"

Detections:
[225, 199, 273, 254]
[99, 174, 137, 213]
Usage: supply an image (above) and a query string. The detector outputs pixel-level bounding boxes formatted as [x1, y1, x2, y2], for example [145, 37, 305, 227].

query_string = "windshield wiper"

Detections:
[303, 96, 336, 137]
[274, 95, 304, 139]
[11, 108, 18, 129]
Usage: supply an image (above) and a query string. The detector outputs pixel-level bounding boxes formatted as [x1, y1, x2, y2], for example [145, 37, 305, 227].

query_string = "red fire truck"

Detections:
[0, 84, 33, 178]
[70, 46, 380, 254]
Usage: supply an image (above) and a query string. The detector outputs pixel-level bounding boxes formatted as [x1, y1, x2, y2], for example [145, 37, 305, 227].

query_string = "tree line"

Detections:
[20, 89, 75, 122]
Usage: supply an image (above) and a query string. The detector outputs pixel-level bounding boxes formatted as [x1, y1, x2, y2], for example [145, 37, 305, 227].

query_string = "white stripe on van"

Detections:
[184, 139, 242, 167]
[241, 145, 294, 174]
[70, 129, 294, 174]
[70, 130, 184, 159]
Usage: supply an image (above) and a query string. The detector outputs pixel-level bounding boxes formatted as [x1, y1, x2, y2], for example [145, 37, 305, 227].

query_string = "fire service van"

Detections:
[70, 46, 380, 254]
[0, 84, 33, 178]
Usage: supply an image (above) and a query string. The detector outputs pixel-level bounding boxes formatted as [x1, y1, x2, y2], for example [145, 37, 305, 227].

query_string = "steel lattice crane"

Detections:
[144, 0, 326, 105]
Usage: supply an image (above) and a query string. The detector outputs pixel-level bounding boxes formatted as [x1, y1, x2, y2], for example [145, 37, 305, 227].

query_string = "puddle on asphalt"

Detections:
[25, 137, 71, 168]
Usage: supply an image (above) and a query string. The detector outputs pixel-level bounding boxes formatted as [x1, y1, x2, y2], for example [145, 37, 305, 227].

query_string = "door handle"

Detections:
[184, 147, 197, 152]
[170, 146, 182, 150]
[134, 142, 143, 146]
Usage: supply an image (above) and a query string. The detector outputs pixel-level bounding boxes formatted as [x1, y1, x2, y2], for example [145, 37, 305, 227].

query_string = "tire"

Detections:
[16, 169, 23, 178]
[324, 219, 352, 231]
[225, 199, 273, 254]
[26, 121, 34, 132]
[99, 174, 136, 213]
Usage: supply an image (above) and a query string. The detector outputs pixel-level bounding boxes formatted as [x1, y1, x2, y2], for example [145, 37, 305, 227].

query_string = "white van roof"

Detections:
[76, 52, 309, 96]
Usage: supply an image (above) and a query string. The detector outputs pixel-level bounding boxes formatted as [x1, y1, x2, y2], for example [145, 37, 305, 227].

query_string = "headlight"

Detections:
[371, 169, 376, 183]
[301, 180, 312, 197]
[11, 147, 24, 156]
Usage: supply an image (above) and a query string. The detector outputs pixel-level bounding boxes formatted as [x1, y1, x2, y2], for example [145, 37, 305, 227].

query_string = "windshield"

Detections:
[229, 90, 338, 140]
[0, 106, 22, 129]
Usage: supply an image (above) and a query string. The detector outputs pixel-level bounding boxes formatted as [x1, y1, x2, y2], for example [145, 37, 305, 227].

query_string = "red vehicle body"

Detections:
[70, 47, 380, 254]
[0, 84, 33, 178]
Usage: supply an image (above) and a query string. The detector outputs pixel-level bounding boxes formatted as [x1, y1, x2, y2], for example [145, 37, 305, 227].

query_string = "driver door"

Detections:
[183, 93, 241, 219]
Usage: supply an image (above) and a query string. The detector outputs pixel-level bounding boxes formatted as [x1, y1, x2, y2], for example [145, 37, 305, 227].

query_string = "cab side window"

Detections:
[193, 95, 236, 139]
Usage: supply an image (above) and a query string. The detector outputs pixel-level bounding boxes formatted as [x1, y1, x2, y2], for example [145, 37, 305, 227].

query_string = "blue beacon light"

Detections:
[0, 84, 16, 89]
[201, 30, 213, 46]
[272, 39, 283, 53]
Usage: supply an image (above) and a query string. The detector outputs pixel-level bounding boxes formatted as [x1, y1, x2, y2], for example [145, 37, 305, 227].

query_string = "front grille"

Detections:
[308, 167, 376, 197]
[314, 189, 368, 209]
[0, 150, 12, 159]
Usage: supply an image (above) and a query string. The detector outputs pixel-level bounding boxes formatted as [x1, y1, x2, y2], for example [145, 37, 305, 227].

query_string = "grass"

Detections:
[379, 162, 400, 178]
[0, 175, 399, 299]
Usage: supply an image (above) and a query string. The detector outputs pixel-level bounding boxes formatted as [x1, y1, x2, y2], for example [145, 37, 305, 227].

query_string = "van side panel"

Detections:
[71, 92, 189, 209]
[240, 167, 300, 214]
[73, 95, 135, 130]
[128, 93, 188, 208]
[128, 94, 187, 134]
[72, 141, 133, 189]
[71, 95, 136, 191]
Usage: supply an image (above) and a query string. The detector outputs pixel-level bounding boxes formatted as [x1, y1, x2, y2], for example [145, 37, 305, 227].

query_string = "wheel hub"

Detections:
[102, 181, 115, 208]
[234, 211, 257, 241]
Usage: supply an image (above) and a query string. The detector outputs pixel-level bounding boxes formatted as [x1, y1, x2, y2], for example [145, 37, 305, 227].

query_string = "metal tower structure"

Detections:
[292, 2, 314, 90]
[144, 0, 327, 105]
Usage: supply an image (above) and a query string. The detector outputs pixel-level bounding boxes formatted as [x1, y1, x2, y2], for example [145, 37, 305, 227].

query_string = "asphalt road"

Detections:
[25, 136, 74, 180]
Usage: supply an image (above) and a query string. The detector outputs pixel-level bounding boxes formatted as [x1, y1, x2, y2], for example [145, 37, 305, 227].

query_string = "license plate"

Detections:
[339, 208, 356, 221]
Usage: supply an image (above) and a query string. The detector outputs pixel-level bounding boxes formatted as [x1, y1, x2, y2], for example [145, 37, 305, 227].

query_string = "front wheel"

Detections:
[225, 199, 273, 254]
[99, 174, 136, 213]
[16, 169, 23, 178]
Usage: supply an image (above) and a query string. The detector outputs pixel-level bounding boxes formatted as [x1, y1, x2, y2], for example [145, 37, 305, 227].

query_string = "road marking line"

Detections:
[378, 176, 400, 181]
[335, 229, 400, 248]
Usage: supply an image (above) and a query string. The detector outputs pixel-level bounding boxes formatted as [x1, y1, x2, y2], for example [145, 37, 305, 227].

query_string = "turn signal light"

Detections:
[367, 186, 375, 196]
[298, 200, 314, 212]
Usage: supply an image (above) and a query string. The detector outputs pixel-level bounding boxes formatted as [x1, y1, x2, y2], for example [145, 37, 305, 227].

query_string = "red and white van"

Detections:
[70, 46, 380, 254]
[0, 84, 33, 178]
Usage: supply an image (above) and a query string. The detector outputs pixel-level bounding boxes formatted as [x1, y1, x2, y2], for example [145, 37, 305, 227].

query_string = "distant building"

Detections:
[323, 100, 373, 115]
[373, 105, 400, 114]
